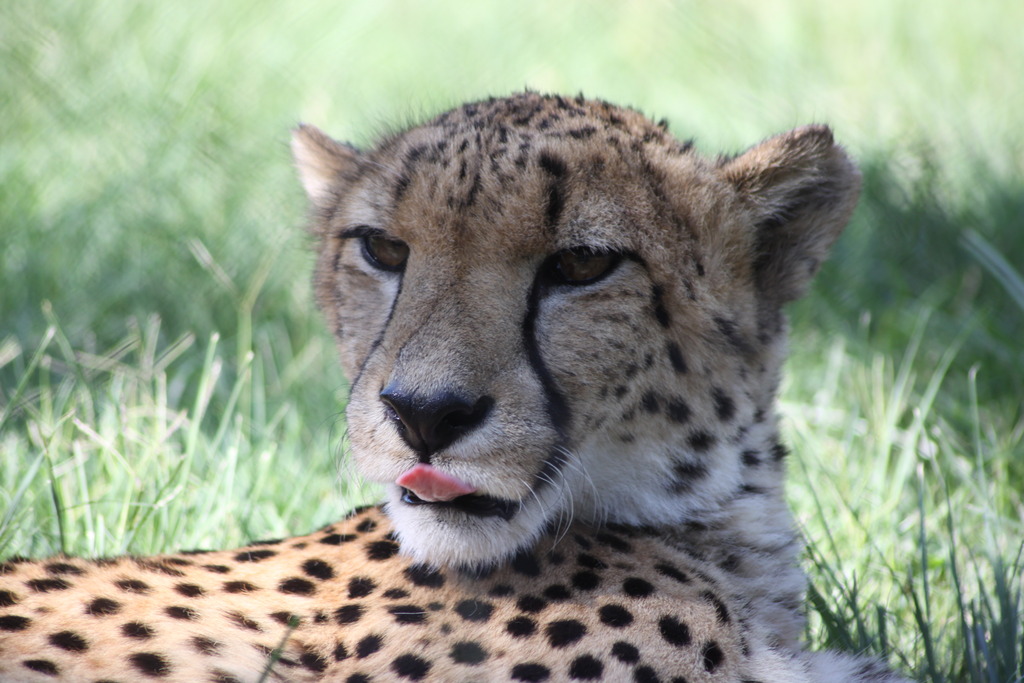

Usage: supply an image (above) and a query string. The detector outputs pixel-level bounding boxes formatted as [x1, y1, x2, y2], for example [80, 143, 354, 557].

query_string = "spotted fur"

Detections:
[0, 93, 907, 682]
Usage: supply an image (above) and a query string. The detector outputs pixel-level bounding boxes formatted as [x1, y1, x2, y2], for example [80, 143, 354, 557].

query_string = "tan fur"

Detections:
[0, 93, 905, 682]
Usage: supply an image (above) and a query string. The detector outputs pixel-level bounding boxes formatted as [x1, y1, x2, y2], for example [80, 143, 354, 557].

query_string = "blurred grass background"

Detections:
[1, 1, 1022, 680]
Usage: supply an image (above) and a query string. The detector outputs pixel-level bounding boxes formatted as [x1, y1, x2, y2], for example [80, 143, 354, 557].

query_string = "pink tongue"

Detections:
[396, 463, 477, 503]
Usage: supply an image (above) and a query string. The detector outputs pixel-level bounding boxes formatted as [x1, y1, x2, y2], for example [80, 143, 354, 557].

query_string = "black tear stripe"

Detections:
[349, 275, 404, 397]
[522, 276, 572, 493]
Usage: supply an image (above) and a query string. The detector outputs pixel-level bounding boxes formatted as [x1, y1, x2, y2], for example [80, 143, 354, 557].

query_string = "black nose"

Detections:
[379, 386, 494, 458]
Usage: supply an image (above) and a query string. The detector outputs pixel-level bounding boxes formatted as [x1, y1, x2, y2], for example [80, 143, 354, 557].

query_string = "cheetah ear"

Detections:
[717, 125, 861, 303]
[291, 123, 361, 208]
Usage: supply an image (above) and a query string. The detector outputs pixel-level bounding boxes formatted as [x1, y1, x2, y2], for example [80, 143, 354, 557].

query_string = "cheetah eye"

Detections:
[361, 234, 409, 272]
[547, 247, 620, 285]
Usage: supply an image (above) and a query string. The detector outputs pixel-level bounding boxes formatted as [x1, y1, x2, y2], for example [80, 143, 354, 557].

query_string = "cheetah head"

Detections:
[293, 93, 860, 570]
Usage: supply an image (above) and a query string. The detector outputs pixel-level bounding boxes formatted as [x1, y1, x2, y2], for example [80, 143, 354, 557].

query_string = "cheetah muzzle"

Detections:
[0, 92, 909, 683]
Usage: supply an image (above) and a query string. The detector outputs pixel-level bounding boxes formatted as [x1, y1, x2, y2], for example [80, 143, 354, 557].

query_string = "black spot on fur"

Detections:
[599, 604, 634, 627]
[356, 634, 384, 658]
[279, 577, 316, 595]
[511, 550, 542, 577]
[611, 641, 639, 663]
[450, 641, 488, 665]
[641, 391, 660, 413]
[670, 459, 710, 493]
[655, 563, 690, 584]
[300, 650, 329, 673]
[387, 655, 428, 679]
[772, 442, 790, 461]
[456, 599, 494, 622]
[44, 562, 85, 575]
[0, 558, 27, 574]
[164, 605, 196, 620]
[506, 615, 537, 637]
[714, 316, 752, 354]
[129, 652, 170, 677]
[355, 517, 377, 533]
[702, 642, 725, 671]
[302, 559, 335, 580]
[335, 604, 365, 624]
[192, 636, 220, 655]
[569, 655, 604, 680]
[572, 571, 600, 590]
[227, 611, 263, 631]
[543, 584, 572, 601]
[546, 619, 587, 647]
[659, 616, 692, 646]
[720, 554, 742, 573]
[24, 659, 60, 675]
[702, 591, 732, 624]
[170, 582, 202, 597]
[202, 564, 231, 574]
[27, 578, 70, 593]
[741, 449, 761, 466]
[135, 559, 186, 576]
[623, 577, 655, 597]
[122, 622, 156, 639]
[86, 597, 121, 616]
[666, 397, 691, 424]
[517, 594, 548, 613]
[366, 539, 400, 560]
[688, 431, 716, 452]
[270, 611, 297, 625]
[320, 533, 357, 545]
[0, 590, 19, 607]
[49, 630, 88, 651]
[634, 666, 660, 683]
[404, 563, 445, 588]
[348, 576, 377, 598]
[595, 533, 631, 553]
[383, 587, 410, 599]
[489, 583, 514, 597]
[389, 604, 428, 624]
[234, 549, 276, 563]
[511, 663, 551, 681]
[577, 553, 608, 570]
[567, 126, 597, 139]
[712, 387, 736, 421]
[223, 580, 257, 593]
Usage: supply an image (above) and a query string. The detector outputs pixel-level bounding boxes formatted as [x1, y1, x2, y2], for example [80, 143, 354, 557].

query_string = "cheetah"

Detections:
[0, 93, 908, 682]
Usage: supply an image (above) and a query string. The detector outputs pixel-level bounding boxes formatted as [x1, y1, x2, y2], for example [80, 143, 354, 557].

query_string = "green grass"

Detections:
[1, 1, 1021, 680]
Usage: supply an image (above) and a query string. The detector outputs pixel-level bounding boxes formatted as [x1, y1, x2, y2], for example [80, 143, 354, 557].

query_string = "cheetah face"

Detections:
[293, 94, 860, 569]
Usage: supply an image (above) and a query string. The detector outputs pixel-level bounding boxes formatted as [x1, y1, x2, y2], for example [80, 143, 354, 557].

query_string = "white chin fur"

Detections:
[385, 485, 563, 569]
